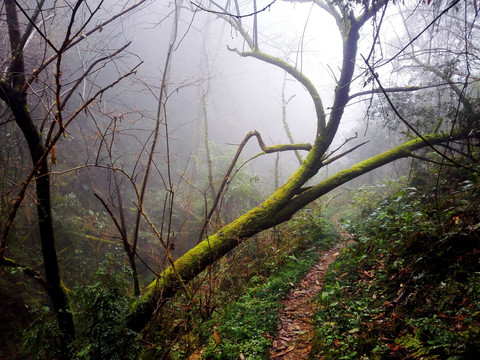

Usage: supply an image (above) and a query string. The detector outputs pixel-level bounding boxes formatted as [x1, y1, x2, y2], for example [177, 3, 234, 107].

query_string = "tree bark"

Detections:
[2, 1, 76, 356]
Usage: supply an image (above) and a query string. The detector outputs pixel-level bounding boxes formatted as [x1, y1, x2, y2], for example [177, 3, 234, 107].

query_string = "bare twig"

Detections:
[191, 0, 277, 19]
[323, 133, 359, 161]
[138, 206, 192, 300]
[323, 141, 370, 166]
[10, 0, 58, 53]
[362, 56, 474, 171]
[23, 0, 149, 92]
[348, 83, 458, 101]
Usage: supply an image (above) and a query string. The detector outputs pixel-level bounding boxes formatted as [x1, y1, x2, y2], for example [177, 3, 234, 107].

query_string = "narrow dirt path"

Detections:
[268, 243, 346, 359]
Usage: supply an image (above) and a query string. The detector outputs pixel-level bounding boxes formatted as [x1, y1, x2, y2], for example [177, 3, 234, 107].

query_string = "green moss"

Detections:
[60, 280, 72, 295]
[289, 132, 461, 209]
[199, 221, 338, 360]
[262, 143, 312, 153]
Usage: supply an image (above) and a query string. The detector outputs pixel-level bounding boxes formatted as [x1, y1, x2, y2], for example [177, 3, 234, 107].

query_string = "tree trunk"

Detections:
[7, 88, 75, 358]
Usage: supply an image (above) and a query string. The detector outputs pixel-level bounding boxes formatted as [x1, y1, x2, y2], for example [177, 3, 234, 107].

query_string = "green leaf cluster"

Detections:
[199, 252, 317, 359]
[71, 257, 140, 359]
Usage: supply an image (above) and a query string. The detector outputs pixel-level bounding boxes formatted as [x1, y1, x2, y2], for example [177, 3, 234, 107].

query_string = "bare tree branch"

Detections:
[362, 55, 474, 172]
[348, 83, 457, 101]
[191, 0, 277, 19]
[23, 0, 149, 92]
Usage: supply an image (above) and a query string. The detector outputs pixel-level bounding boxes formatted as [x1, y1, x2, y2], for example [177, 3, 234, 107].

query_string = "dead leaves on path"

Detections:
[269, 245, 345, 360]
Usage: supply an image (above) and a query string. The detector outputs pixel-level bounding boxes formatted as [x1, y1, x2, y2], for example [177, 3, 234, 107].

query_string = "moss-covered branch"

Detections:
[125, 0, 468, 340]
[276, 132, 470, 219]
[237, 50, 326, 135]
[261, 143, 312, 153]
[198, 129, 312, 244]
[251, 130, 312, 153]
[127, 130, 471, 333]
[0, 257, 48, 288]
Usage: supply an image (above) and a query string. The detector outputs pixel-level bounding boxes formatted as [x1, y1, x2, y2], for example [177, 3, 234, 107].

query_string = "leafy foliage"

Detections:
[136, 206, 338, 359]
[199, 256, 310, 359]
[22, 306, 64, 360]
[22, 258, 139, 359]
[311, 170, 480, 359]
[72, 258, 140, 359]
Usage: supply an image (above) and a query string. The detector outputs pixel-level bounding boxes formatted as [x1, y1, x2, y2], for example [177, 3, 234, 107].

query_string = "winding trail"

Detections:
[268, 242, 346, 359]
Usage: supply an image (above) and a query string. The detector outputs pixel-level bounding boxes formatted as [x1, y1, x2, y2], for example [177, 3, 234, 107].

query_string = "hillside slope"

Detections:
[311, 173, 480, 359]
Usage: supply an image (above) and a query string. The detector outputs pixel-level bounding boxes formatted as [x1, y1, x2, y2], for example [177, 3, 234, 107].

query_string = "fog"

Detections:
[108, 0, 405, 183]
[77, 0, 346, 181]
[49, 0, 414, 258]
[3, 1, 479, 356]
[3, 0, 470, 274]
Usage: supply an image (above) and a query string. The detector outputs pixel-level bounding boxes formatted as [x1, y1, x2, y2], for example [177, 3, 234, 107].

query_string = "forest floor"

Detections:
[268, 233, 351, 360]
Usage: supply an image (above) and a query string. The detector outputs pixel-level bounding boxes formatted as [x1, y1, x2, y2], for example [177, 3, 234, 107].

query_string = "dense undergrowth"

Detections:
[139, 207, 339, 359]
[311, 168, 480, 359]
[19, 257, 139, 360]
[9, 200, 338, 359]
[11, 164, 480, 360]
[196, 214, 339, 360]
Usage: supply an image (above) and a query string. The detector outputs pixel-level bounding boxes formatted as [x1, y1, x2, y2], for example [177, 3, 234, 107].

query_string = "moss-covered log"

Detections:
[126, 0, 406, 335]
[127, 130, 468, 333]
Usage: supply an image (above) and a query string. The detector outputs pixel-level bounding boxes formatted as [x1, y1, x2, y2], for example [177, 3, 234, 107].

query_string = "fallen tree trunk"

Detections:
[127, 131, 469, 333]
